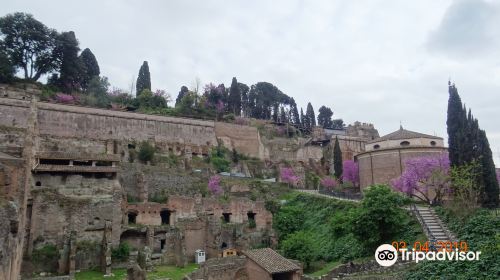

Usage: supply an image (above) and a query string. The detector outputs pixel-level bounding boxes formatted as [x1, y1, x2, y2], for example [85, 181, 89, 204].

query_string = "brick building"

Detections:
[356, 126, 448, 189]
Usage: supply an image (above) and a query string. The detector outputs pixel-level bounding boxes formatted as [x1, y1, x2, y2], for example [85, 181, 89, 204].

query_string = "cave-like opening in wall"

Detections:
[160, 209, 171, 225]
[127, 211, 138, 225]
[247, 211, 256, 221]
[222, 213, 231, 223]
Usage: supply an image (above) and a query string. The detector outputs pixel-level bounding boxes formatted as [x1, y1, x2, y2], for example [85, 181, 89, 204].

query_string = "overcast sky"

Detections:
[2, 0, 500, 164]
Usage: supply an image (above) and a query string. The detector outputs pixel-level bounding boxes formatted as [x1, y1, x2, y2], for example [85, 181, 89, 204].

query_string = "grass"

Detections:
[75, 264, 198, 280]
[148, 263, 198, 280]
[308, 260, 340, 277]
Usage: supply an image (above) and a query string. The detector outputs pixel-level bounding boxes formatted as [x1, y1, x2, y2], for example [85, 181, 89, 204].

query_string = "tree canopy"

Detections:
[0, 12, 58, 81]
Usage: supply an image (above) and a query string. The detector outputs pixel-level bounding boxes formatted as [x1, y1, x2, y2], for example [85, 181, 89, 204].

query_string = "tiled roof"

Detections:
[367, 126, 442, 143]
[242, 248, 300, 274]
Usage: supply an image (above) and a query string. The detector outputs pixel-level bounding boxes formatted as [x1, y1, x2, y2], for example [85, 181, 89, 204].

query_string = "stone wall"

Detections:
[216, 122, 263, 158]
[187, 255, 248, 280]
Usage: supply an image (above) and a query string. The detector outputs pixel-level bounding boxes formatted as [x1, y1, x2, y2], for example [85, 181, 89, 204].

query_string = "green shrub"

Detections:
[111, 243, 130, 262]
[211, 157, 230, 172]
[32, 244, 59, 264]
[138, 141, 155, 163]
[248, 218, 256, 229]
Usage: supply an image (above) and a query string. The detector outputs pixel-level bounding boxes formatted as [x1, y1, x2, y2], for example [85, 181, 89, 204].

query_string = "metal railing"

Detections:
[318, 189, 362, 201]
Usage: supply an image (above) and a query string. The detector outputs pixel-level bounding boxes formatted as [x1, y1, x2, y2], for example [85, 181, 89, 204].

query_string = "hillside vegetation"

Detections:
[273, 185, 424, 272]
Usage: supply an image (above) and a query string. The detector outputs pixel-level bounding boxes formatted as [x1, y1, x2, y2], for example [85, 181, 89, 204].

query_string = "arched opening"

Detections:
[160, 239, 166, 251]
[221, 242, 228, 249]
[127, 211, 137, 224]
[373, 144, 380, 149]
[430, 141, 436, 146]
[35, 181, 42, 187]
[160, 209, 171, 225]
[400, 141, 410, 146]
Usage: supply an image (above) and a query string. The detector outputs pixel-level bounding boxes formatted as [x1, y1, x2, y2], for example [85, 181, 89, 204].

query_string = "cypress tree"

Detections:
[300, 108, 306, 128]
[228, 77, 241, 116]
[446, 81, 499, 207]
[175, 86, 189, 107]
[79, 48, 100, 90]
[56, 31, 83, 93]
[478, 130, 500, 207]
[447, 82, 465, 167]
[136, 61, 151, 95]
[290, 98, 300, 125]
[333, 136, 343, 180]
[306, 102, 316, 127]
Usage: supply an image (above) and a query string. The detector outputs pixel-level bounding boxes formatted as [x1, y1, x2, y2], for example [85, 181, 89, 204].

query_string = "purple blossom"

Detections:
[154, 89, 166, 97]
[391, 153, 450, 203]
[280, 167, 299, 186]
[208, 175, 223, 196]
[55, 93, 75, 104]
[216, 100, 225, 113]
[342, 160, 359, 186]
[234, 117, 250, 125]
[320, 177, 337, 190]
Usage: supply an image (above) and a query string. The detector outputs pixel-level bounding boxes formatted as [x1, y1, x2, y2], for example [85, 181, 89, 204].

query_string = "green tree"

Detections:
[317, 106, 333, 128]
[281, 231, 316, 269]
[352, 185, 409, 251]
[447, 82, 467, 167]
[175, 86, 189, 107]
[79, 48, 100, 90]
[333, 137, 343, 179]
[290, 98, 300, 125]
[478, 130, 499, 207]
[239, 82, 250, 117]
[55, 31, 83, 93]
[305, 102, 316, 128]
[136, 61, 151, 95]
[0, 47, 15, 83]
[446, 82, 499, 207]
[0, 12, 58, 81]
[86, 76, 110, 107]
[228, 77, 241, 116]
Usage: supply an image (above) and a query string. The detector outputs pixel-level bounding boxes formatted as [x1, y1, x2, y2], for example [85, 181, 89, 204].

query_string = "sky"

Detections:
[2, 0, 500, 164]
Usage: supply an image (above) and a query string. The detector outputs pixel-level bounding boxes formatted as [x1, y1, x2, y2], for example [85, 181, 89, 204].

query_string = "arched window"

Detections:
[430, 141, 436, 146]
[400, 141, 410, 146]
[35, 181, 42, 187]
[373, 144, 380, 149]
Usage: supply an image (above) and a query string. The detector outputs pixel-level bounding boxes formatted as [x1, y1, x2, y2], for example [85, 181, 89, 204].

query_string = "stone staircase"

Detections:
[412, 205, 457, 243]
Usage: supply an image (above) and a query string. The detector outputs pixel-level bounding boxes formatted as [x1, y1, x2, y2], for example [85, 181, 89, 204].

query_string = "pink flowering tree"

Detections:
[320, 176, 338, 191]
[280, 167, 300, 187]
[55, 93, 75, 104]
[391, 153, 450, 204]
[208, 175, 223, 196]
[342, 160, 359, 187]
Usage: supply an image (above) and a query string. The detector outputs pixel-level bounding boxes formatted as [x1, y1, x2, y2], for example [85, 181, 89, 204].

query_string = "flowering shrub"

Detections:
[320, 176, 337, 190]
[342, 160, 359, 186]
[280, 167, 299, 186]
[234, 117, 250, 126]
[55, 93, 75, 104]
[208, 175, 223, 195]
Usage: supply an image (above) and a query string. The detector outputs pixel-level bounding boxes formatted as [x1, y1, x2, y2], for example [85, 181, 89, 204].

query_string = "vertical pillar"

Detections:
[101, 220, 112, 276]
[69, 231, 76, 279]
[137, 172, 148, 203]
